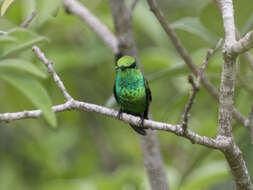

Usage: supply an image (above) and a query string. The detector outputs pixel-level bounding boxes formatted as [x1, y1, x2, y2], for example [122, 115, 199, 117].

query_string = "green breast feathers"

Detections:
[115, 69, 146, 114]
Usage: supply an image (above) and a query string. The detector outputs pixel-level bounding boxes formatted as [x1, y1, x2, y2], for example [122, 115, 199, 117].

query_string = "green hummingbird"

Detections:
[113, 56, 152, 136]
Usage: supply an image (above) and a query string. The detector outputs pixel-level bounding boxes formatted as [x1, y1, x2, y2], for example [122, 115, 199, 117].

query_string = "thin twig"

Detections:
[181, 75, 199, 132]
[20, 12, 36, 28]
[182, 39, 223, 131]
[32, 46, 73, 101]
[0, 31, 8, 35]
[196, 39, 223, 87]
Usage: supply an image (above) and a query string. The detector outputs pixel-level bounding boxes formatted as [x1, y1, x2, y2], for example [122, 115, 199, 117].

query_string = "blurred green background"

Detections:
[0, 0, 253, 189]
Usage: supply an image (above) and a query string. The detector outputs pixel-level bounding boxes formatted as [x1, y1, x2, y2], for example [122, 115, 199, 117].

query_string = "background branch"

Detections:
[20, 12, 36, 28]
[63, 0, 119, 54]
[0, 30, 7, 35]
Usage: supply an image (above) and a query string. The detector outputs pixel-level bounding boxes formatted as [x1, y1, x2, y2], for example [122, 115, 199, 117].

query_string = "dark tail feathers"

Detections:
[130, 124, 147, 136]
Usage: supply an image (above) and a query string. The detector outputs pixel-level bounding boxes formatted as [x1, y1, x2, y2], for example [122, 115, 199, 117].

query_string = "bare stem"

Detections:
[32, 46, 73, 101]
[182, 39, 222, 131]
[20, 12, 36, 28]
[0, 30, 8, 35]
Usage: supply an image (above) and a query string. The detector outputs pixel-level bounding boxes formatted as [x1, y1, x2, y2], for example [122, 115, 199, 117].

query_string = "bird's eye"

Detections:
[129, 62, 136, 68]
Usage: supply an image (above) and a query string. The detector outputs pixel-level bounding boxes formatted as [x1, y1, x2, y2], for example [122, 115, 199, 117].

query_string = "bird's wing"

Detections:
[113, 82, 119, 104]
[144, 77, 152, 102]
[144, 77, 152, 119]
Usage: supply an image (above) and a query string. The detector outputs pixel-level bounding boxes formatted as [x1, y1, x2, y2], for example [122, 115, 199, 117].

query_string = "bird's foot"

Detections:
[138, 116, 145, 128]
[117, 109, 123, 120]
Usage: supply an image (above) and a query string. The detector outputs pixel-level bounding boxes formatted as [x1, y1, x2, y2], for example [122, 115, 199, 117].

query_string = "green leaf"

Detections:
[1, 0, 15, 16]
[171, 17, 218, 45]
[0, 72, 57, 127]
[0, 36, 48, 59]
[0, 59, 47, 78]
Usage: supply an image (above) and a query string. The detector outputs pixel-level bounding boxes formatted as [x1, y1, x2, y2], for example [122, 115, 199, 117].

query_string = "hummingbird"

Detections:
[113, 56, 152, 136]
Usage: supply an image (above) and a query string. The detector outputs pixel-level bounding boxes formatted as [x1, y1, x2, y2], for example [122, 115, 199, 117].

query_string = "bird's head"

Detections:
[115, 56, 137, 71]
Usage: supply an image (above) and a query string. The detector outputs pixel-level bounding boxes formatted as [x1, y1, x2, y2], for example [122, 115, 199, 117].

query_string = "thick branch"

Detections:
[218, 0, 236, 137]
[217, 0, 253, 189]
[63, 0, 119, 54]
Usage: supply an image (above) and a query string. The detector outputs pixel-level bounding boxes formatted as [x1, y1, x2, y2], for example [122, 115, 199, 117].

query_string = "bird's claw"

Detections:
[117, 109, 123, 120]
[138, 117, 144, 127]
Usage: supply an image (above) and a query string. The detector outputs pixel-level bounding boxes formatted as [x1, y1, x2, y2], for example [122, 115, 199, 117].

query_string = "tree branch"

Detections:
[32, 46, 73, 102]
[63, 0, 119, 54]
[217, 0, 253, 189]
[0, 30, 7, 35]
[0, 98, 231, 149]
[232, 30, 253, 54]
[181, 75, 199, 132]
